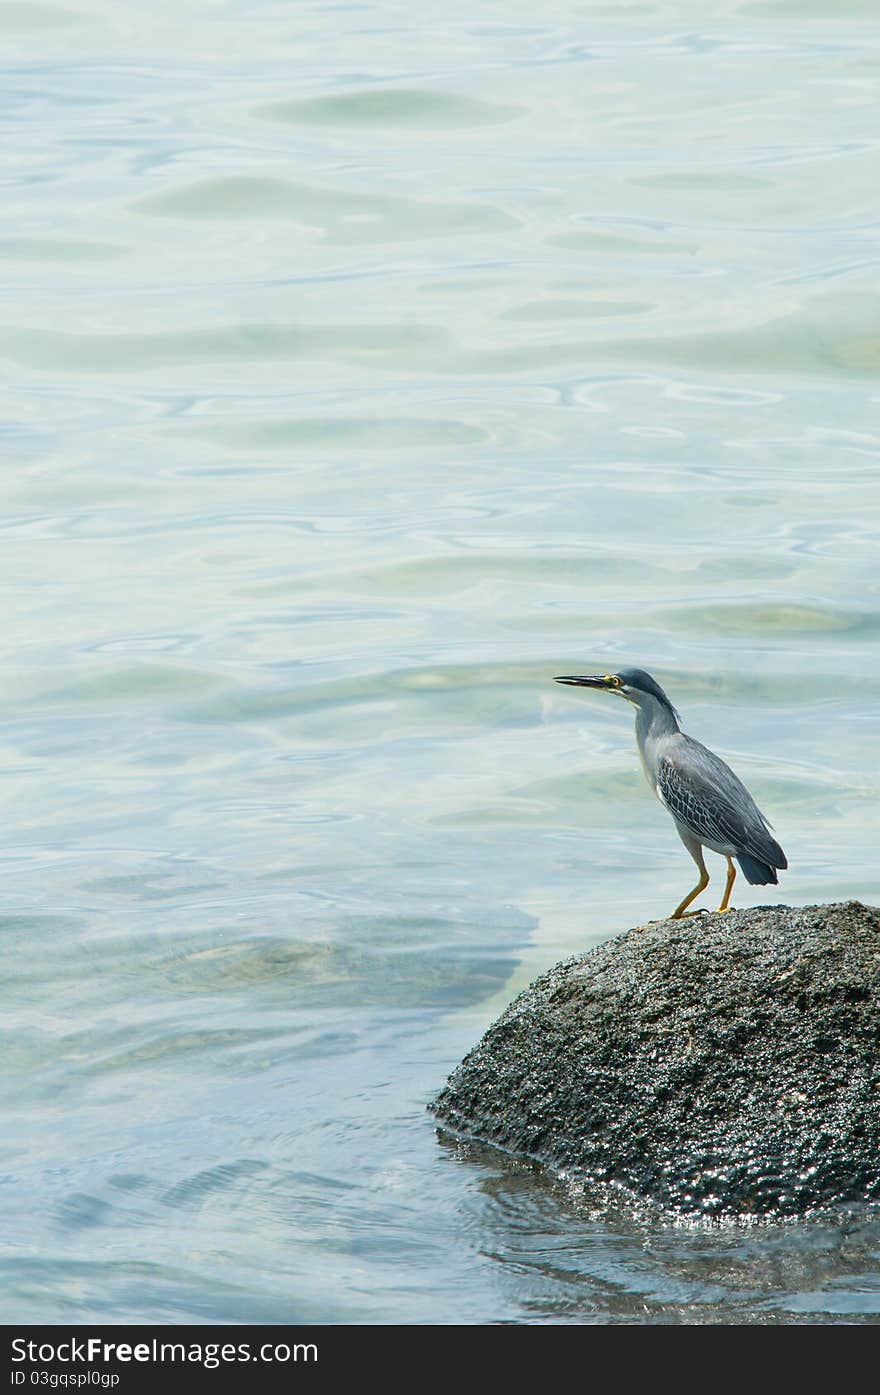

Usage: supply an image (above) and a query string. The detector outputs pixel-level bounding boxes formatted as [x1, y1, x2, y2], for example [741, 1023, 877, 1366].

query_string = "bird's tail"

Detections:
[737, 849, 786, 885]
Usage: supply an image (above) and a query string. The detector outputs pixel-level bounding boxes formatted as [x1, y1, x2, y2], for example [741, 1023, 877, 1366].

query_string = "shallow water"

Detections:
[2, 0, 879, 1324]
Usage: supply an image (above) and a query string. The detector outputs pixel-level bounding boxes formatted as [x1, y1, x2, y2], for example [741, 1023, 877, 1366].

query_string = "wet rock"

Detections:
[431, 901, 880, 1219]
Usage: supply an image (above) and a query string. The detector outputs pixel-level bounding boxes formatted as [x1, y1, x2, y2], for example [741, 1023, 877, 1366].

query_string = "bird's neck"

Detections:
[635, 694, 680, 746]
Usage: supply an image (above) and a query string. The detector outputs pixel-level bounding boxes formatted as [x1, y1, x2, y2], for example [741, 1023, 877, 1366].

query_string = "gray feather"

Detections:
[656, 736, 787, 870]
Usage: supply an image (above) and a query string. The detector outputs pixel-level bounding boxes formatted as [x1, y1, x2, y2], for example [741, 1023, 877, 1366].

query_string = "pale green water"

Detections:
[2, 0, 880, 1324]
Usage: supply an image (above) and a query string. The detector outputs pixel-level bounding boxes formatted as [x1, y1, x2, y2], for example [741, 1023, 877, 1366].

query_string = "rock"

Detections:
[431, 901, 880, 1219]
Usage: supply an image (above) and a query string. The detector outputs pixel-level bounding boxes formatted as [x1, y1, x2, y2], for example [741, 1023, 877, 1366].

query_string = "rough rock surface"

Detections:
[431, 902, 880, 1218]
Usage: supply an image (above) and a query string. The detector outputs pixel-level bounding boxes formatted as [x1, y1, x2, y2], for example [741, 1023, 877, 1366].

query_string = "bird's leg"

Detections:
[634, 831, 709, 929]
[671, 866, 710, 919]
[670, 833, 710, 919]
[716, 856, 736, 913]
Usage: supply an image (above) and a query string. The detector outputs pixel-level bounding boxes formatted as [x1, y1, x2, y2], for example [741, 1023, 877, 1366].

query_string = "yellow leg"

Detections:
[716, 856, 736, 913]
[671, 866, 710, 919]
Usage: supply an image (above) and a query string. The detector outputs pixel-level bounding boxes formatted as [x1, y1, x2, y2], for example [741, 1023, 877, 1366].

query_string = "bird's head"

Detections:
[554, 667, 678, 716]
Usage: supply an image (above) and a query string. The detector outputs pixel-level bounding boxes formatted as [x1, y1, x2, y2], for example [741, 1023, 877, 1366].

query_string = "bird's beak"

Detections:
[554, 674, 615, 689]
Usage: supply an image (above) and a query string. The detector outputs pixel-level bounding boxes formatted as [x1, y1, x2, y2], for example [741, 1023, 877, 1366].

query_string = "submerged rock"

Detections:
[431, 901, 880, 1219]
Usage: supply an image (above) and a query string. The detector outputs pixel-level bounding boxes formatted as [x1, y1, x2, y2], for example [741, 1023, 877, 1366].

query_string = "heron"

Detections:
[554, 667, 787, 920]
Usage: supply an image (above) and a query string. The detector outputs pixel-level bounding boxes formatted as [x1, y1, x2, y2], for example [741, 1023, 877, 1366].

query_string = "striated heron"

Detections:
[554, 667, 787, 919]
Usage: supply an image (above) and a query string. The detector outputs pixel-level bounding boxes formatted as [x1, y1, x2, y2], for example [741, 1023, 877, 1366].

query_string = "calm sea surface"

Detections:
[2, 0, 879, 1324]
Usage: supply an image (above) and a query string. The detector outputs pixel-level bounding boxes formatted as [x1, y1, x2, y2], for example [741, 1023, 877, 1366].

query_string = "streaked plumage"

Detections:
[655, 740, 785, 883]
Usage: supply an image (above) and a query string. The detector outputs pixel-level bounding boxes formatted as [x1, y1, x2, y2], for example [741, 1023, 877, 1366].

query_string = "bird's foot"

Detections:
[635, 907, 707, 931]
[714, 905, 734, 914]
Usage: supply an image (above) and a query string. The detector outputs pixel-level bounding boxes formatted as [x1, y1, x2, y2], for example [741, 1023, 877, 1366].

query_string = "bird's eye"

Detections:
[608, 675, 621, 687]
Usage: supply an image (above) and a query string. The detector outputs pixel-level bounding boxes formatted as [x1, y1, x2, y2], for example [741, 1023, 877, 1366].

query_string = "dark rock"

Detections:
[431, 901, 880, 1218]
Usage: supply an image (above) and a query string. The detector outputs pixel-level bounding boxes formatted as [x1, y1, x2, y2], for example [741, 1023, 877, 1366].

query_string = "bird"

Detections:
[553, 667, 787, 920]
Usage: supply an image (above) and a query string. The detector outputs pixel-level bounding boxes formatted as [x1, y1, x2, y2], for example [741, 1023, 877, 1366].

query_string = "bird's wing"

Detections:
[656, 738, 786, 868]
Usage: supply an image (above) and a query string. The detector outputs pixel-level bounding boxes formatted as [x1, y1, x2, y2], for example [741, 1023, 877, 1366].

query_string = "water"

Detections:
[2, 0, 879, 1324]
